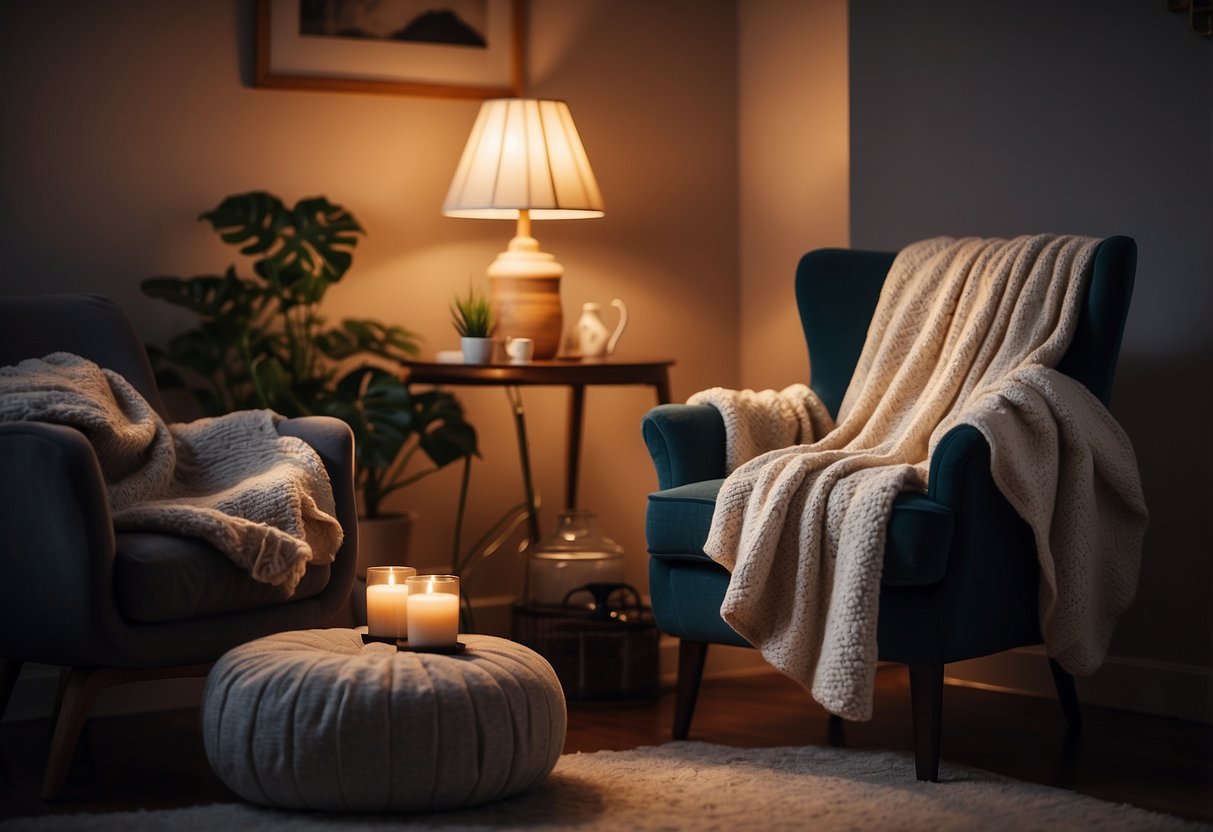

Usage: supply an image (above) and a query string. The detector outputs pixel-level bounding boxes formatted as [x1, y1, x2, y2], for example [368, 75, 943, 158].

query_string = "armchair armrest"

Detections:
[641, 404, 727, 490]
[894, 422, 1043, 662]
[275, 416, 358, 616]
[0, 422, 121, 662]
[926, 424, 996, 507]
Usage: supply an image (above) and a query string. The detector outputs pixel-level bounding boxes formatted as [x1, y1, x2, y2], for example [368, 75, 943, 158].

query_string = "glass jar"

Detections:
[527, 510, 625, 606]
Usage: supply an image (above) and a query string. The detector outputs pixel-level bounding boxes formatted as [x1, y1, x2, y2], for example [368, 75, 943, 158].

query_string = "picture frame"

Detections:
[255, 0, 525, 99]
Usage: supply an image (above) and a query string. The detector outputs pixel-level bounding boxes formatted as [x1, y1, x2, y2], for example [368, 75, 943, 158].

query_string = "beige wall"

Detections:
[738, 0, 850, 391]
[0, 0, 739, 603]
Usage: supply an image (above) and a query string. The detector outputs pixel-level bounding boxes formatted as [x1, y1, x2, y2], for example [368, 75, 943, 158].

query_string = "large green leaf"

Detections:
[162, 328, 230, 377]
[200, 192, 290, 258]
[249, 356, 303, 414]
[289, 197, 362, 282]
[145, 190, 474, 517]
[324, 367, 414, 472]
[420, 421, 478, 467]
[315, 319, 421, 363]
[201, 192, 363, 292]
[409, 390, 480, 465]
[141, 267, 262, 323]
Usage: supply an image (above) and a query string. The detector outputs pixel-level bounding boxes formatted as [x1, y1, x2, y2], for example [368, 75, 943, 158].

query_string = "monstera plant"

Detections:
[142, 191, 477, 519]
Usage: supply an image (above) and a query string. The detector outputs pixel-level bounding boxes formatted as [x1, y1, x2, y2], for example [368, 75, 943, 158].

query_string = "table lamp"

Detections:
[443, 98, 604, 359]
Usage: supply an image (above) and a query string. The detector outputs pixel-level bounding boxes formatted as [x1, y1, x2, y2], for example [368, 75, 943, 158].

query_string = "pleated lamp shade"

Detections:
[443, 99, 604, 219]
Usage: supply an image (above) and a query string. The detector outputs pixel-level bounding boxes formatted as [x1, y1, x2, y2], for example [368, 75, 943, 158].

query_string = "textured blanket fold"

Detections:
[0, 352, 343, 594]
[688, 384, 835, 473]
[698, 235, 1147, 720]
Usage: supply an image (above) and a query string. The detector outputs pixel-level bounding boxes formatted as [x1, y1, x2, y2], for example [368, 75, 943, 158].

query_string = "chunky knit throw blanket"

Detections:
[689, 235, 1147, 720]
[0, 352, 343, 595]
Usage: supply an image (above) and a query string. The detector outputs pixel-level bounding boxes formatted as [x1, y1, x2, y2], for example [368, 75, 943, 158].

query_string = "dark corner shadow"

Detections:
[1110, 348, 1212, 557]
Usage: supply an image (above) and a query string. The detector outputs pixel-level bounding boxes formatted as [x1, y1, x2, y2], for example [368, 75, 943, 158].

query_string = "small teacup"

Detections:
[506, 337, 534, 363]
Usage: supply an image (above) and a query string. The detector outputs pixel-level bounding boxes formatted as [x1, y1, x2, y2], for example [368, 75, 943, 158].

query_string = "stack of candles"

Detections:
[365, 567, 460, 648]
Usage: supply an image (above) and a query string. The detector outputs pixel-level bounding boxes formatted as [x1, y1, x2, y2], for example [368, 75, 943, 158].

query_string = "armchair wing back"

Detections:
[795, 236, 1136, 419]
[0, 293, 167, 417]
[642, 236, 1137, 781]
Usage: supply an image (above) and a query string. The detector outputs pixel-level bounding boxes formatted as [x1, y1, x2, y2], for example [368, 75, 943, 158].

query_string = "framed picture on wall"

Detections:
[255, 0, 525, 99]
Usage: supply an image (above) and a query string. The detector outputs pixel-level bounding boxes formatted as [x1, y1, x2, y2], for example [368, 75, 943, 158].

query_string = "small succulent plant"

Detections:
[450, 285, 495, 338]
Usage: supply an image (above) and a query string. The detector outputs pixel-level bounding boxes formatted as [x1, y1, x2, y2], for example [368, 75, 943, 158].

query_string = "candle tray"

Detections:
[361, 633, 467, 654]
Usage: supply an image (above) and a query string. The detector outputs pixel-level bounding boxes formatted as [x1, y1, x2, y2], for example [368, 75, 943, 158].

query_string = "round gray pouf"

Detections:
[201, 630, 567, 813]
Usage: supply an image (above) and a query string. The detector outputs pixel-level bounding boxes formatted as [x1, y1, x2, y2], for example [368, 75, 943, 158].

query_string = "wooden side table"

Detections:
[404, 357, 674, 543]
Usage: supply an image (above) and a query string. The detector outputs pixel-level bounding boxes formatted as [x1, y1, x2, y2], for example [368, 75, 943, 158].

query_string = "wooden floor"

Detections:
[1, 665, 1210, 823]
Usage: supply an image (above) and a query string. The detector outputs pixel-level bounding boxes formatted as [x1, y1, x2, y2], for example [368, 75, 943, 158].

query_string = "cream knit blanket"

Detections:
[0, 352, 344, 595]
[691, 235, 1147, 720]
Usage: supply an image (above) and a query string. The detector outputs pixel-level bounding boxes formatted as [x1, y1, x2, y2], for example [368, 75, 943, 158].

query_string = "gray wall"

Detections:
[850, 0, 1212, 693]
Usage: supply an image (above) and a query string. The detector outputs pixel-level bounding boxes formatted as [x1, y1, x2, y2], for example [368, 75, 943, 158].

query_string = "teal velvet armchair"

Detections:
[641, 236, 1136, 781]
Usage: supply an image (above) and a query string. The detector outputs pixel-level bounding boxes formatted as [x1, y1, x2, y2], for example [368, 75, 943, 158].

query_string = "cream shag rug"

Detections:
[2, 742, 1200, 831]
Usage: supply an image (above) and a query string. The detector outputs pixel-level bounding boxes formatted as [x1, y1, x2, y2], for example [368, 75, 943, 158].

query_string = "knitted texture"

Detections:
[701, 235, 1147, 720]
[688, 384, 835, 473]
[961, 365, 1146, 674]
[0, 352, 343, 593]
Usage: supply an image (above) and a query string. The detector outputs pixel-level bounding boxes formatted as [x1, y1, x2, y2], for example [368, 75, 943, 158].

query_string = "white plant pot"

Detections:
[461, 336, 494, 364]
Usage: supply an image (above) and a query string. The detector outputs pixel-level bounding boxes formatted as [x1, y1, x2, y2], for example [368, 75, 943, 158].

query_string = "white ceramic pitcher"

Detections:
[577, 299, 628, 358]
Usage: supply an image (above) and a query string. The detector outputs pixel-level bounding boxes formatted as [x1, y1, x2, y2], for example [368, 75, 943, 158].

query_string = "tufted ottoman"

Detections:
[200, 629, 567, 813]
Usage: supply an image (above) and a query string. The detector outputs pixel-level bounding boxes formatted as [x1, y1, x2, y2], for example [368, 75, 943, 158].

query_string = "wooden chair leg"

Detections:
[908, 663, 943, 782]
[827, 713, 847, 747]
[49, 667, 72, 736]
[0, 658, 23, 722]
[673, 640, 708, 740]
[1048, 658, 1083, 733]
[38, 662, 214, 800]
[41, 666, 115, 800]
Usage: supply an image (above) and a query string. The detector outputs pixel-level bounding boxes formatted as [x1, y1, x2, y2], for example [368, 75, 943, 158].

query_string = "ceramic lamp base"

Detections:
[487, 231, 564, 360]
[489, 275, 563, 359]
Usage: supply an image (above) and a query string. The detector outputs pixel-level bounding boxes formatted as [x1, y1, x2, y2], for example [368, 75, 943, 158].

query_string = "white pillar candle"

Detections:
[366, 583, 409, 638]
[406, 575, 460, 647]
[365, 566, 416, 638]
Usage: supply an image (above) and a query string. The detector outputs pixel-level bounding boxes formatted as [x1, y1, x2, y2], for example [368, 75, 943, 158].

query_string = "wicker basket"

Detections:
[511, 583, 659, 700]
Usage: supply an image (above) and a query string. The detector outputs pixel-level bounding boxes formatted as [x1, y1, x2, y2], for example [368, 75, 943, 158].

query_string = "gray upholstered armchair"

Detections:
[0, 294, 357, 798]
